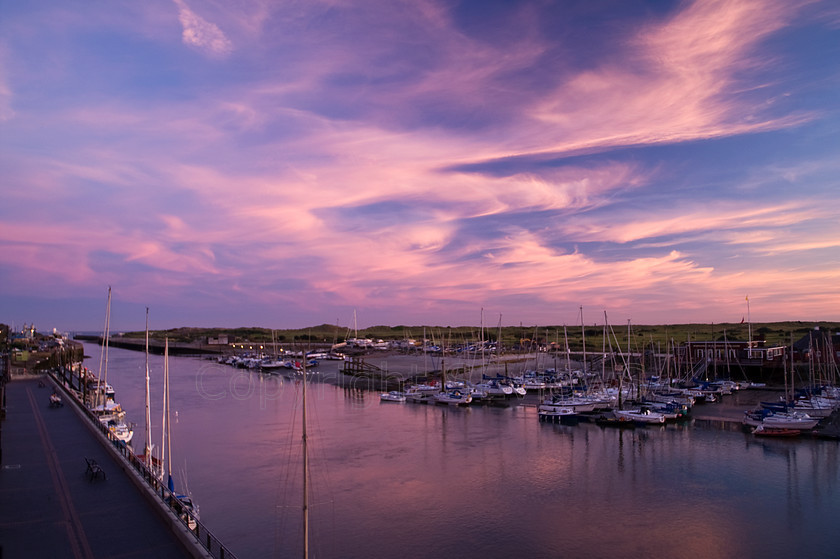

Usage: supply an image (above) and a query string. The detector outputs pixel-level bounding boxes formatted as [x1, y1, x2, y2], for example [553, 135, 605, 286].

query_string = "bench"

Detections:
[84, 457, 106, 481]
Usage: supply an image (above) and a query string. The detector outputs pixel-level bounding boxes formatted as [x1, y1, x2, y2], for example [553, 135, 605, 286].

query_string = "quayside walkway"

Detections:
[1, 376, 207, 559]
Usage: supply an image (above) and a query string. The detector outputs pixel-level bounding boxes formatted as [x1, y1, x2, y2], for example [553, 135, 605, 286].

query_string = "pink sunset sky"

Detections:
[1, 0, 838, 332]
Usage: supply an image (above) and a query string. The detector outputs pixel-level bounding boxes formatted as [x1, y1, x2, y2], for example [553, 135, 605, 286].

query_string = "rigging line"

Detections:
[307, 380, 337, 505]
[303, 374, 339, 555]
[275, 378, 303, 554]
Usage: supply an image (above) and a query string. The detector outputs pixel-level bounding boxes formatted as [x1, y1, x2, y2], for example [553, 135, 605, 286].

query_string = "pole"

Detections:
[144, 308, 152, 469]
[580, 306, 586, 373]
[746, 295, 752, 358]
[302, 358, 309, 559]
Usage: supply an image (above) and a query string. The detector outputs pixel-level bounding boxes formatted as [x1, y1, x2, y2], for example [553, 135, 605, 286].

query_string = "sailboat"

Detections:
[160, 338, 199, 530]
[88, 287, 133, 442]
[102, 308, 137, 445]
[89, 287, 120, 420]
[434, 351, 472, 406]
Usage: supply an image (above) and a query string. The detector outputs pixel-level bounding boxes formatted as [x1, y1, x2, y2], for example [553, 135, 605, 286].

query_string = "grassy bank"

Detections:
[119, 321, 839, 352]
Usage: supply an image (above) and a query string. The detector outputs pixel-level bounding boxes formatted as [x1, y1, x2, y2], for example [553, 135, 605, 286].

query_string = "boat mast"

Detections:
[96, 286, 112, 409]
[686, 332, 692, 382]
[788, 332, 794, 407]
[103, 288, 111, 407]
[560, 325, 568, 380]
[302, 357, 309, 559]
[497, 314, 503, 367]
[580, 306, 586, 374]
[746, 295, 752, 358]
[601, 319, 606, 388]
[480, 308, 485, 374]
[144, 308, 152, 469]
[602, 313, 621, 410]
[165, 338, 172, 487]
[441, 337, 446, 390]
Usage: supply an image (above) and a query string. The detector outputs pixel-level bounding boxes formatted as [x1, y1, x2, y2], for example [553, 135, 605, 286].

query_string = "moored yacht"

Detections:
[612, 408, 666, 424]
[539, 394, 597, 414]
[761, 411, 819, 431]
[380, 391, 407, 402]
[104, 418, 134, 443]
[435, 389, 472, 406]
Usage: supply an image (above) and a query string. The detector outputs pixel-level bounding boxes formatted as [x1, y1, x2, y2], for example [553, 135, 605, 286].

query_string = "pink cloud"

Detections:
[172, 0, 233, 57]
[566, 202, 819, 245]
[522, 0, 813, 156]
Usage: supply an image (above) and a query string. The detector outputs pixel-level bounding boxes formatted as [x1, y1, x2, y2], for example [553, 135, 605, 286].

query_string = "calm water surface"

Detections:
[83, 343, 840, 559]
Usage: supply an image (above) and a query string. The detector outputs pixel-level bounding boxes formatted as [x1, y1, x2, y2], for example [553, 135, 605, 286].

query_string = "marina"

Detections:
[5, 3, 840, 558]
[63, 340, 840, 559]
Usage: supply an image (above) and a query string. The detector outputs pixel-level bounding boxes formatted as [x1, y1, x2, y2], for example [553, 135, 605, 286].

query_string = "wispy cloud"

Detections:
[516, 0, 815, 157]
[173, 0, 233, 57]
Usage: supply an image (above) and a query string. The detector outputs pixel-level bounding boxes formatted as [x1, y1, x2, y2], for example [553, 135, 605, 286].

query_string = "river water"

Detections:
[81, 343, 839, 559]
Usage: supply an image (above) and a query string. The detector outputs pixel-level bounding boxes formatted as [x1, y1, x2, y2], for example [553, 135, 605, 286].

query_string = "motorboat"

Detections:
[380, 391, 407, 403]
[104, 419, 134, 443]
[538, 406, 577, 421]
[612, 408, 666, 424]
[90, 400, 126, 423]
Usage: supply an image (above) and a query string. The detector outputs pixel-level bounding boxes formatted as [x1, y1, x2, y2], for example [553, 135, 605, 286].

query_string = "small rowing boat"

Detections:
[753, 425, 800, 437]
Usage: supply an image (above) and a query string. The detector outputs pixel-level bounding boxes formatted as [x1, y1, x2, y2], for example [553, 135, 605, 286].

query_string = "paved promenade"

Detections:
[0, 376, 193, 559]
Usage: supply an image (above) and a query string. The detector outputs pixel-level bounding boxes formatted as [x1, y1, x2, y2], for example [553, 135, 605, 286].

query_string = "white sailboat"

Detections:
[161, 338, 199, 530]
[435, 356, 472, 405]
[612, 408, 667, 424]
[89, 286, 115, 415]
[761, 410, 819, 431]
[89, 287, 132, 442]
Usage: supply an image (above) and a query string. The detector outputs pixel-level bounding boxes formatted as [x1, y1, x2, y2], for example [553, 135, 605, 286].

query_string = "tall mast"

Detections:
[746, 295, 752, 358]
[163, 338, 171, 485]
[96, 286, 112, 409]
[144, 308, 152, 469]
[564, 325, 570, 373]
[580, 306, 586, 373]
[786, 332, 793, 407]
[602, 317, 607, 386]
[302, 358, 309, 558]
[423, 327, 428, 375]
[103, 288, 111, 404]
[497, 314, 503, 365]
[627, 319, 631, 391]
[480, 308, 485, 372]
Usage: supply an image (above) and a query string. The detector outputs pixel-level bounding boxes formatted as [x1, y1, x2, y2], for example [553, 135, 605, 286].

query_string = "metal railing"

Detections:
[50, 367, 239, 559]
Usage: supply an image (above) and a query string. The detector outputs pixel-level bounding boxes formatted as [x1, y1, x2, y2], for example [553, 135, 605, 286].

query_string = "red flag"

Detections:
[740, 317, 745, 324]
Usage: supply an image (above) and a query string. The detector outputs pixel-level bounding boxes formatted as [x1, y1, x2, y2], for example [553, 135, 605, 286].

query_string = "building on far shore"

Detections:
[792, 327, 840, 365]
[679, 339, 786, 366]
